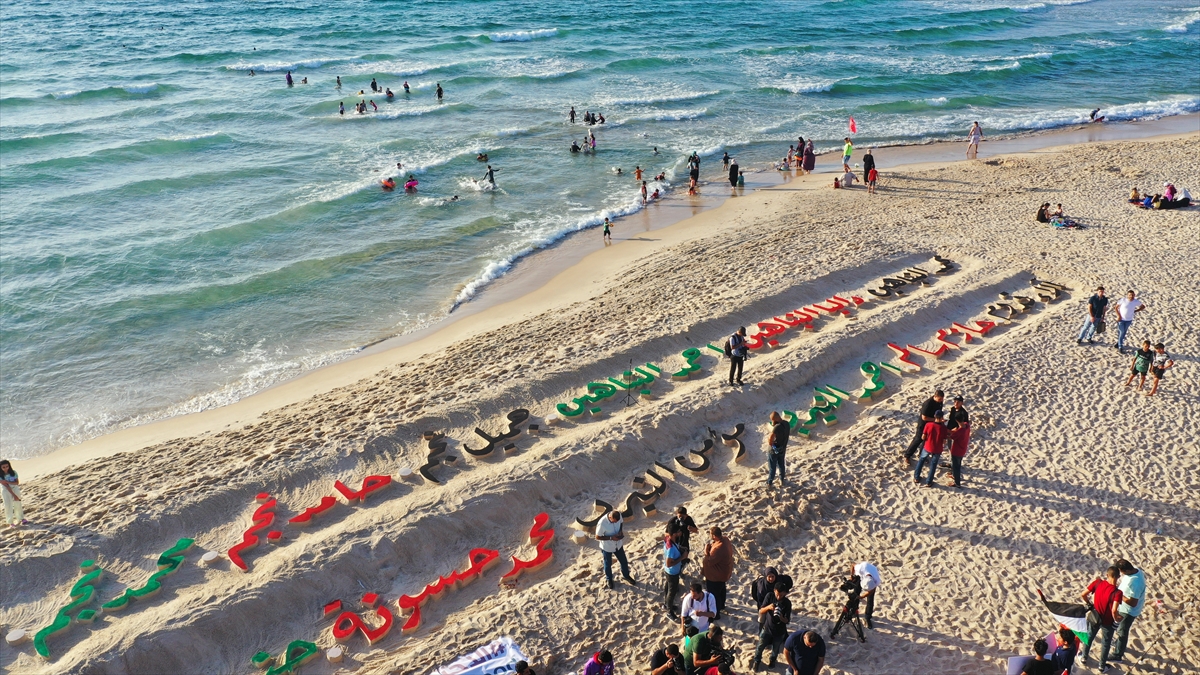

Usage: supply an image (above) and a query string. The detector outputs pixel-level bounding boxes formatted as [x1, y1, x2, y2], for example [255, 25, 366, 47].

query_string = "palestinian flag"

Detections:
[1037, 589, 1090, 646]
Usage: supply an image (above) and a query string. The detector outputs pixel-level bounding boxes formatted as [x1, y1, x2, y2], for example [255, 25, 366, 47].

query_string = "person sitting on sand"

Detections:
[1128, 187, 1141, 203]
[1036, 203, 1051, 223]
[1163, 182, 1177, 202]
[832, 177, 841, 189]
[842, 170, 859, 188]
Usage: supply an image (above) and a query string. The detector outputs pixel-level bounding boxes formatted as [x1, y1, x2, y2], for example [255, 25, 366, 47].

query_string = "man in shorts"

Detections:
[841, 138, 853, 173]
[966, 121, 983, 159]
[1124, 340, 1153, 391]
[1146, 342, 1174, 397]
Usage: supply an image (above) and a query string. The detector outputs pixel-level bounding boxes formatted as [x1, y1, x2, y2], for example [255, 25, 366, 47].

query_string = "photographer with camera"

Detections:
[851, 561, 881, 629]
[783, 630, 826, 675]
[691, 624, 729, 675]
[650, 643, 685, 675]
[751, 581, 792, 671]
[681, 582, 718, 634]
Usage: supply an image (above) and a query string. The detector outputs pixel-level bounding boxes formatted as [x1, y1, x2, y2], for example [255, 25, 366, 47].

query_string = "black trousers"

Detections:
[863, 590, 876, 623]
[729, 357, 744, 383]
[904, 420, 925, 459]
[664, 572, 681, 616]
[706, 580, 727, 616]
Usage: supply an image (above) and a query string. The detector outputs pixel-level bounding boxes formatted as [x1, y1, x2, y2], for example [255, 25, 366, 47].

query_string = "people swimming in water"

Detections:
[382, 177, 396, 190]
[397, 162, 403, 171]
[652, 147, 659, 155]
[436, 83, 443, 100]
[385, 88, 394, 98]
[403, 81, 410, 93]
[404, 175, 419, 191]
[569, 106, 576, 123]
[357, 89, 365, 96]
[597, 113, 605, 124]
[650, 188, 660, 200]
[570, 140, 581, 153]
[616, 168, 623, 175]
[655, 172, 666, 181]
[249, 69, 255, 76]
[370, 78, 378, 92]
[481, 164, 497, 187]
[285, 71, 293, 87]
[1090, 108, 1105, 123]
[445, 195, 460, 203]
[336, 76, 341, 88]
[477, 153, 489, 162]
[300, 77, 308, 84]
[369, 100, 378, 111]
[339, 101, 345, 115]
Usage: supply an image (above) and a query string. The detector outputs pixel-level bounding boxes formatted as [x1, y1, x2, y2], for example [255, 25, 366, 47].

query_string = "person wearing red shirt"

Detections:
[1080, 566, 1124, 671]
[913, 409, 947, 487]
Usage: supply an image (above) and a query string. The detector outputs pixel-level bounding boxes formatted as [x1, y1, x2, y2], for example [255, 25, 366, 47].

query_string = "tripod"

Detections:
[619, 358, 638, 408]
[831, 602, 866, 643]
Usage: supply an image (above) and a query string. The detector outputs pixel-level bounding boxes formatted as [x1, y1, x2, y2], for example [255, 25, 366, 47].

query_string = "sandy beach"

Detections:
[3, 131, 1198, 675]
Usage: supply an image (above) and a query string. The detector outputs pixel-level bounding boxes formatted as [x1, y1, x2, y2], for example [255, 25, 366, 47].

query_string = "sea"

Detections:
[1, 0, 1198, 458]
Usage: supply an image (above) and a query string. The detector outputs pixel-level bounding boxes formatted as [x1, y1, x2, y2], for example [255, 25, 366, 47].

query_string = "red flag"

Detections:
[849, 116, 857, 134]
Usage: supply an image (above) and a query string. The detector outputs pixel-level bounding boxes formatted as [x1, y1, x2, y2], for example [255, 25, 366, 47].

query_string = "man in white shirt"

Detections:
[595, 510, 637, 590]
[680, 582, 717, 633]
[1112, 290, 1146, 353]
[852, 561, 882, 629]
[1110, 559, 1146, 663]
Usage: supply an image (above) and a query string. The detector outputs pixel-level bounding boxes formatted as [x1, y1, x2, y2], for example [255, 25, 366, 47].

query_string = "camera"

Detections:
[840, 575, 862, 607]
[713, 645, 738, 668]
[831, 575, 866, 643]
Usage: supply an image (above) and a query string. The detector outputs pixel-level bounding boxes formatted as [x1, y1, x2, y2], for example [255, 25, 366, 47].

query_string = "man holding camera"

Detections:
[851, 561, 881, 629]
[681, 582, 718, 634]
[650, 644, 685, 675]
[691, 624, 727, 675]
[595, 510, 637, 590]
[752, 581, 792, 671]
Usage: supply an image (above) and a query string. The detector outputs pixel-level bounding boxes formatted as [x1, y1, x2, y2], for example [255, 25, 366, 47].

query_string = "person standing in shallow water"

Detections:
[1, 460, 26, 527]
[436, 83, 443, 101]
[728, 158, 739, 187]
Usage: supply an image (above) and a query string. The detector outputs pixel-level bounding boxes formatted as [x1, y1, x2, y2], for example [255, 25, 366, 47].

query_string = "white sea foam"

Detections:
[770, 76, 842, 93]
[926, 97, 949, 105]
[122, 83, 160, 94]
[602, 90, 721, 106]
[223, 58, 339, 72]
[1164, 11, 1199, 32]
[982, 60, 1021, 71]
[487, 28, 559, 42]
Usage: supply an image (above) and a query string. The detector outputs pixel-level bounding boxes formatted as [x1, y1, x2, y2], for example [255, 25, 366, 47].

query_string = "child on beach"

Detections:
[1124, 341, 1153, 391]
[602, 218, 612, 241]
[1, 460, 25, 527]
[867, 167, 878, 193]
[1146, 342, 1174, 396]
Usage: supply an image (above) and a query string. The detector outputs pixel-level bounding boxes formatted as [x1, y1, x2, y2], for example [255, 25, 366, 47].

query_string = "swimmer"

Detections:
[655, 172, 666, 181]
[477, 153, 489, 162]
[397, 162, 403, 170]
[370, 100, 378, 111]
[301, 77, 307, 84]
[597, 113, 605, 124]
[405, 175, 419, 191]
[570, 141, 581, 153]
[357, 90, 365, 96]
[403, 81, 410, 93]
[386, 88, 394, 98]
[569, 106, 576, 123]
[616, 168, 623, 175]
[382, 177, 396, 190]
[370, 78, 378, 92]
[339, 101, 344, 115]
[634, 166, 643, 181]
[446, 195, 459, 203]
[651, 188, 660, 200]
[652, 146, 659, 155]
[481, 164, 497, 187]
[286, 71, 293, 87]
[249, 69, 255, 76]
[602, 217, 612, 241]
[336, 76, 341, 88]
[436, 83, 443, 100]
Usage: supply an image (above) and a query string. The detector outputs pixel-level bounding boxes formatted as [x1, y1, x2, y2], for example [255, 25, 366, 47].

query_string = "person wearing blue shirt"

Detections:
[1111, 559, 1146, 663]
[663, 529, 683, 621]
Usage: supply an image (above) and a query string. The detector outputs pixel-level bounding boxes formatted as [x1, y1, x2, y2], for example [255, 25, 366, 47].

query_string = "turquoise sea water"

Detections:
[1, 0, 1198, 457]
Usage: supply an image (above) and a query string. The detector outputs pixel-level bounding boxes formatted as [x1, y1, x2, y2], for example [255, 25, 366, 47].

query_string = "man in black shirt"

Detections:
[1020, 638, 1057, 675]
[1077, 286, 1108, 345]
[668, 506, 699, 569]
[650, 644, 684, 675]
[752, 581, 792, 670]
[903, 390, 944, 461]
[767, 411, 790, 486]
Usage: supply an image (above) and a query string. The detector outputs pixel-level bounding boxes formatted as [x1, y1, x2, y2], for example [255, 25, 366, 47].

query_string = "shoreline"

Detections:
[17, 112, 1199, 479]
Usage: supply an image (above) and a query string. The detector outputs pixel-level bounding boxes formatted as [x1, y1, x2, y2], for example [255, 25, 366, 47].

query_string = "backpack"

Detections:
[723, 339, 732, 357]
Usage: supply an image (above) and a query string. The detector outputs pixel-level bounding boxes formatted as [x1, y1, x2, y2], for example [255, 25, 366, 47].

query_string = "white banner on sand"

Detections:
[431, 637, 527, 675]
